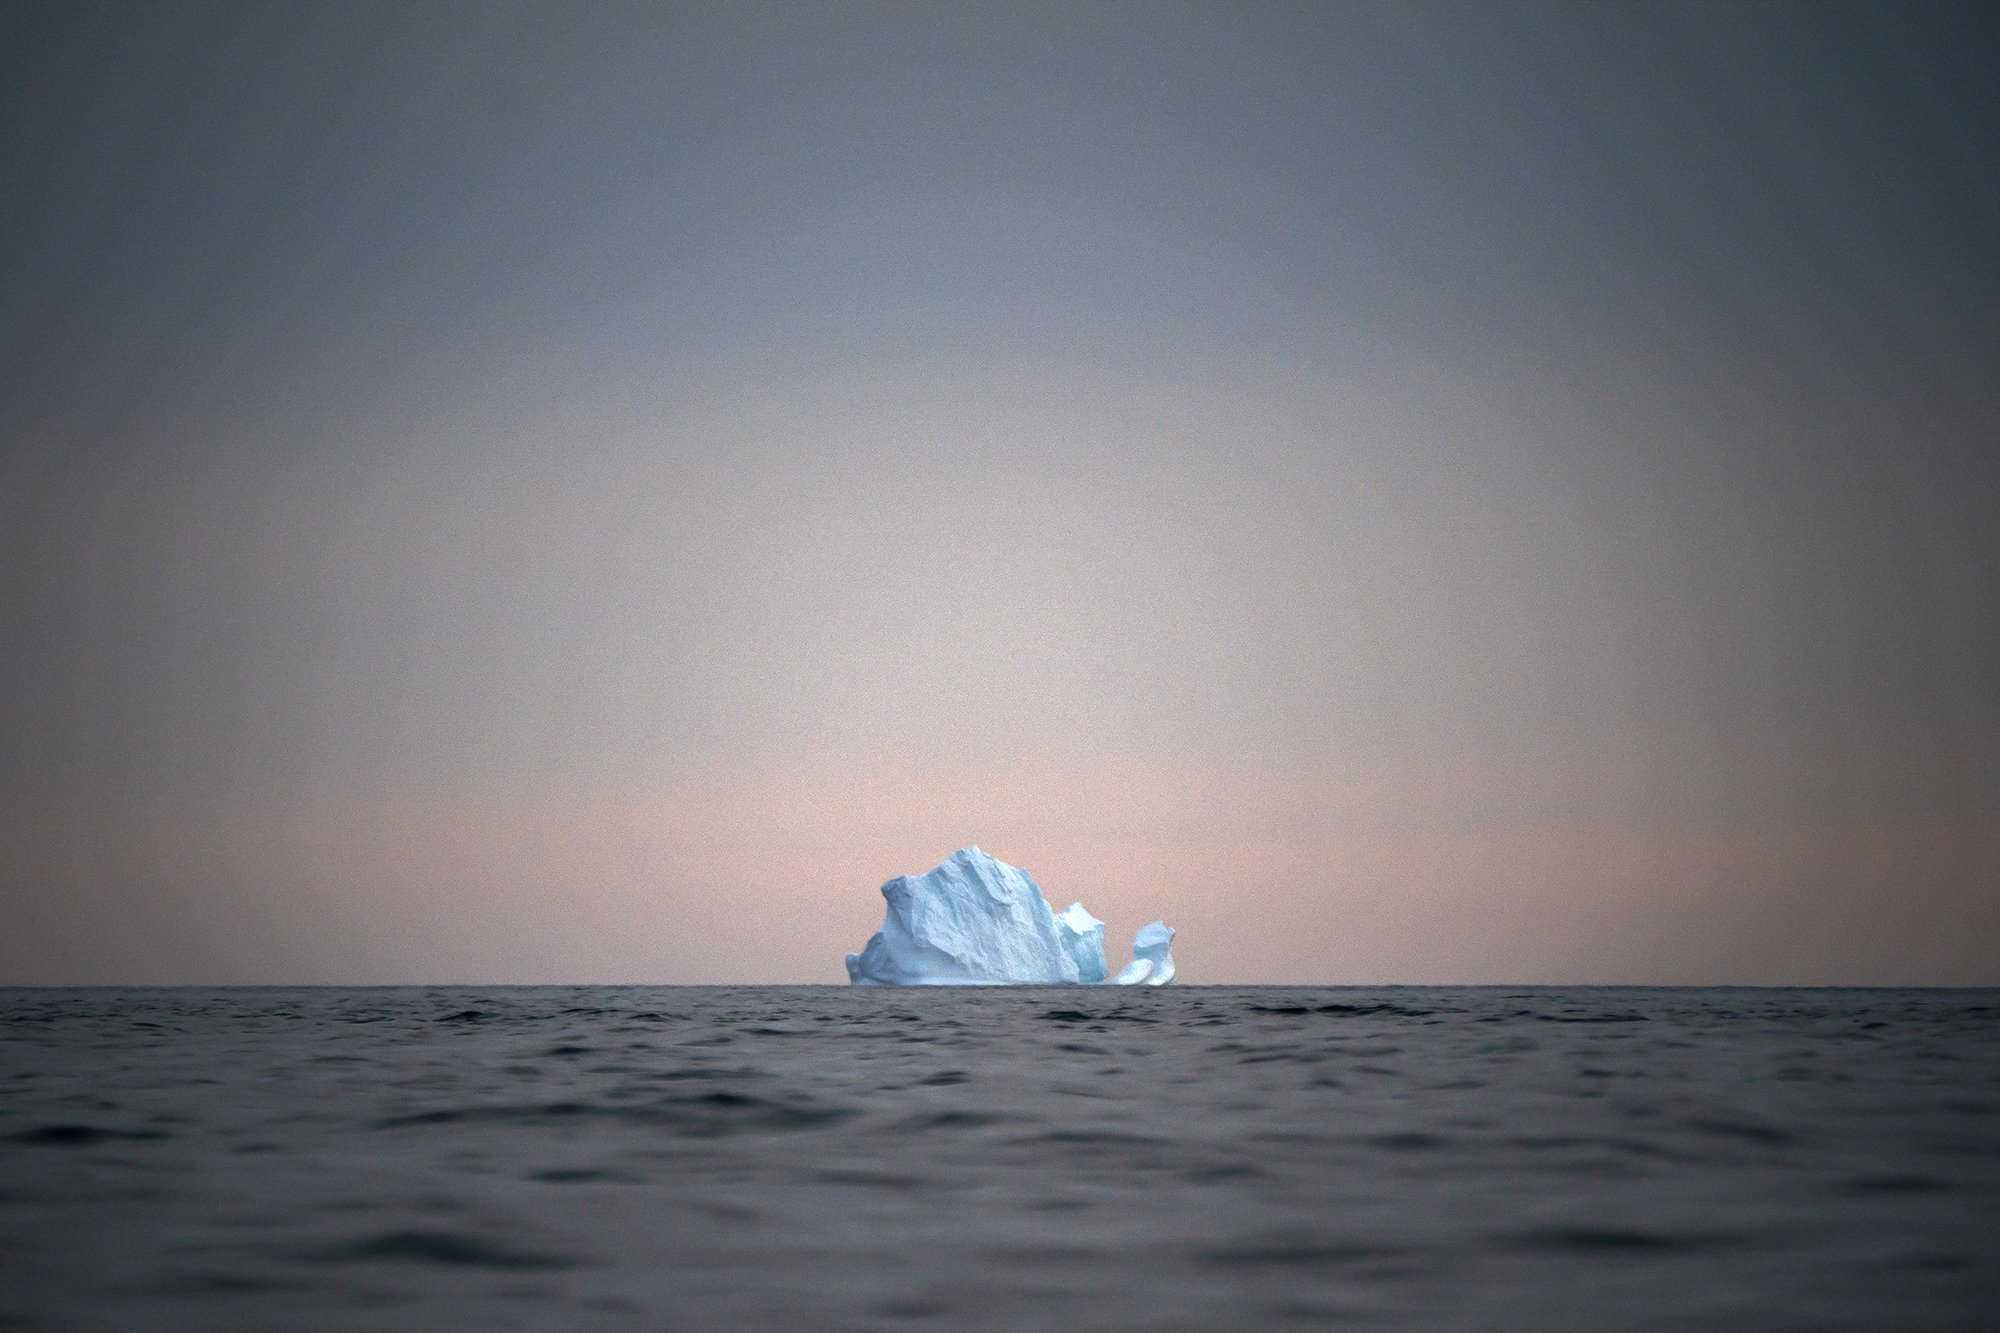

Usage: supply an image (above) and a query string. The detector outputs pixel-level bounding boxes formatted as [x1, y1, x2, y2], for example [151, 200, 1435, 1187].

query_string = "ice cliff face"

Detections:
[845, 847, 1174, 986]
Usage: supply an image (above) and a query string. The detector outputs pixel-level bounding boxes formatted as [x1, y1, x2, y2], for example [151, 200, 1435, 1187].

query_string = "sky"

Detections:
[2, 0, 1996, 985]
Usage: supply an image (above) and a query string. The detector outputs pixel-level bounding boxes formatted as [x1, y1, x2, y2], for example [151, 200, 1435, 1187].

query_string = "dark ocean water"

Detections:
[1, 986, 1995, 1331]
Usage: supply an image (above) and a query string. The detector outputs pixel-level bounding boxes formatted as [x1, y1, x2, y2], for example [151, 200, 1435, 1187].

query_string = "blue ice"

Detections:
[845, 846, 1176, 986]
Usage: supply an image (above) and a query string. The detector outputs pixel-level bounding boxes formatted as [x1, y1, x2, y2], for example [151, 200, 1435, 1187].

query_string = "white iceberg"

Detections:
[845, 846, 1175, 986]
[1110, 920, 1177, 985]
[1052, 901, 1108, 984]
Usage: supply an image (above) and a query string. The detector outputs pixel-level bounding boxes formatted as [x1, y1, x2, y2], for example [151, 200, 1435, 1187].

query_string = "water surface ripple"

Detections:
[2, 986, 1995, 1329]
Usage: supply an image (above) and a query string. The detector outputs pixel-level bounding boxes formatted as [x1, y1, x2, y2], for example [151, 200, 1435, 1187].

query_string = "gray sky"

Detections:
[3, 1, 1996, 984]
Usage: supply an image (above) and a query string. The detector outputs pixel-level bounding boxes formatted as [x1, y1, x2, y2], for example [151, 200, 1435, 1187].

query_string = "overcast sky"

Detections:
[3, 1, 1995, 984]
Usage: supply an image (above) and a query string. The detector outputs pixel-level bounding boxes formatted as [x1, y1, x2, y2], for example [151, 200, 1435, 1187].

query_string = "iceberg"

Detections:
[1110, 920, 1177, 985]
[845, 846, 1175, 986]
[1052, 901, 1108, 984]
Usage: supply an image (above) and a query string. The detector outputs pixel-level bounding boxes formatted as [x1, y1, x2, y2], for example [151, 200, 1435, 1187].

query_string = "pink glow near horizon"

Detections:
[12, 736, 1996, 985]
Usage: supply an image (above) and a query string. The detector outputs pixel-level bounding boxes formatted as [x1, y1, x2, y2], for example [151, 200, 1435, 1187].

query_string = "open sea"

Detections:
[2, 986, 1995, 1330]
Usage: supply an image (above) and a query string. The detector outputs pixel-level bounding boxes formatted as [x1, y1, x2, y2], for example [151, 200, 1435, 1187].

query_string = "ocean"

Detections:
[2, 986, 1994, 1330]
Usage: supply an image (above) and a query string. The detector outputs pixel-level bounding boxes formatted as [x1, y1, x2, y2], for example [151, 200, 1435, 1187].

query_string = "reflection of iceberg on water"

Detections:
[844, 846, 1176, 986]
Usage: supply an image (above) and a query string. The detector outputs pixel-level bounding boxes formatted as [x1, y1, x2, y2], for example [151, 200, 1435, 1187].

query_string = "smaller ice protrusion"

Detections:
[1052, 902, 1107, 984]
[1110, 920, 1176, 985]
